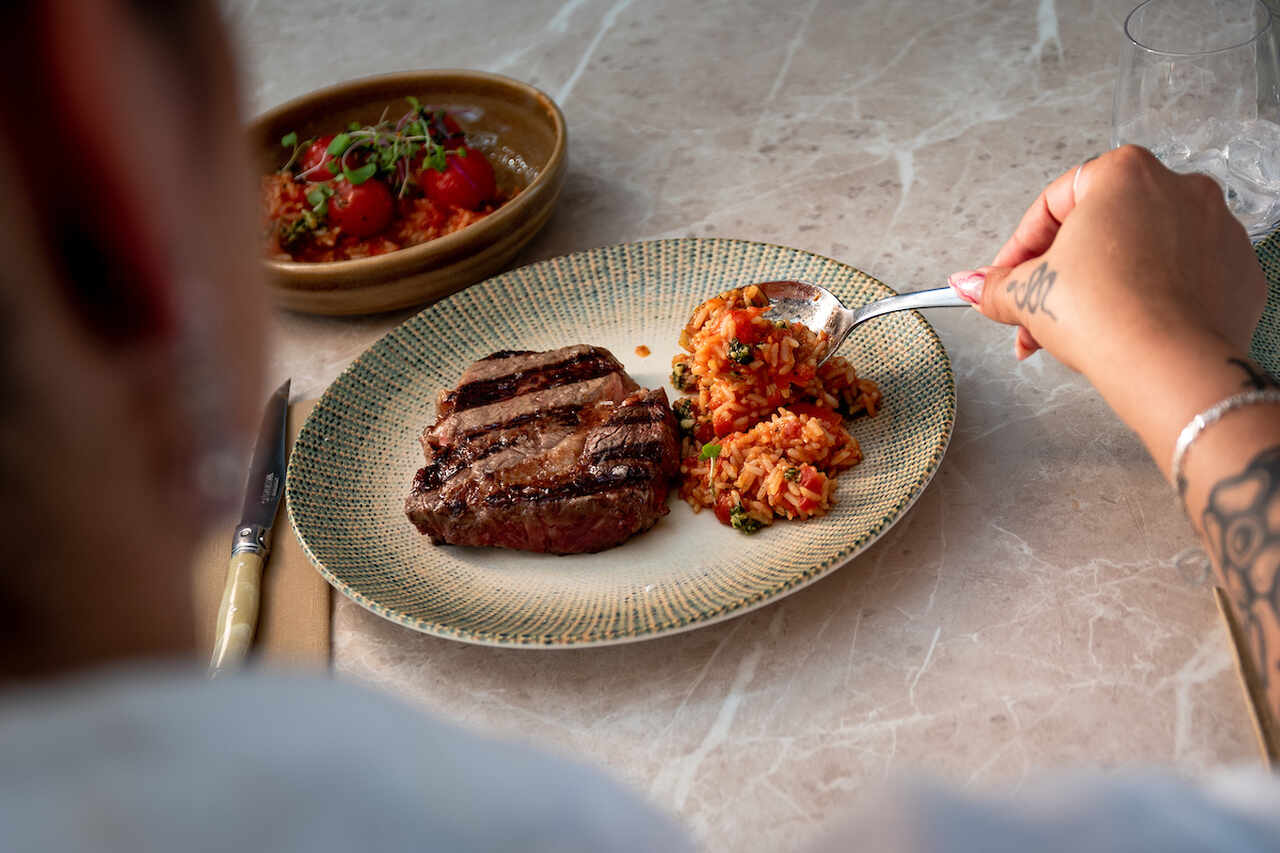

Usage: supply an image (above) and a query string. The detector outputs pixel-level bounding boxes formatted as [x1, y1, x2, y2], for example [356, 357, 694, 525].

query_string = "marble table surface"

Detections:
[226, 0, 1262, 848]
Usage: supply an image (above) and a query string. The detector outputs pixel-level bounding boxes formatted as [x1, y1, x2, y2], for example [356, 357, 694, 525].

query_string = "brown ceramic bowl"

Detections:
[251, 70, 567, 316]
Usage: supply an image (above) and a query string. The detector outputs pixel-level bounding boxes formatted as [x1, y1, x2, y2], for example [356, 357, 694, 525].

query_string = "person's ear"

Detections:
[33, 0, 178, 344]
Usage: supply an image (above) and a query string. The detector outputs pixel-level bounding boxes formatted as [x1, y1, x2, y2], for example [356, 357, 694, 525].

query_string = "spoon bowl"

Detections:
[757, 280, 970, 365]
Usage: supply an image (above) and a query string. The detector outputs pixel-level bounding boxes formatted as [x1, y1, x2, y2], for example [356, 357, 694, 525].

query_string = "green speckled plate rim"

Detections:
[285, 237, 956, 648]
[1251, 230, 1280, 377]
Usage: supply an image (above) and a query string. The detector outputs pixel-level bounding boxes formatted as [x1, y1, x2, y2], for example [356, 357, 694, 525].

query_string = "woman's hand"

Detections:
[948, 145, 1271, 481]
[949, 144, 1265, 374]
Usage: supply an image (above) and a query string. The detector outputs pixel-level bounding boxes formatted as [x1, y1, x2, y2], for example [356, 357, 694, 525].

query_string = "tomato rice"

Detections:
[672, 284, 881, 532]
[261, 172, 504, 262]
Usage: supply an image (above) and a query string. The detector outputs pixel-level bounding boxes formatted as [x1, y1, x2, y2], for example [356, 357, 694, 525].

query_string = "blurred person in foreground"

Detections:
[0, 1, 1276, 851]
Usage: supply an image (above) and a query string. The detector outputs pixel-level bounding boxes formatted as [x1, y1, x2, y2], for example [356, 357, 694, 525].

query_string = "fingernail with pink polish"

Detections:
[947, 270, 985, 305]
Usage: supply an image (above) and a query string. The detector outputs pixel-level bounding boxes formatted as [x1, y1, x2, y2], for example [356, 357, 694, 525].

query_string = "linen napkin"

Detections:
[192, 400, 330, 669]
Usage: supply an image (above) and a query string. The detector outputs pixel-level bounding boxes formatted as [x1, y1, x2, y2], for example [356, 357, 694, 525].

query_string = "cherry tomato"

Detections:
[328, 178, 394, 238]
[420, 147, 496, 210]
[714, 492, 735, 526]
[297, 135, 338, 182]
[786, 402, 843, 428]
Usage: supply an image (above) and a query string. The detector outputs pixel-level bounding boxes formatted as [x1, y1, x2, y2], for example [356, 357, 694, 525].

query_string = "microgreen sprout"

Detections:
[700, 442, 722, 494]
[344, 162, 377, 185]
[280, 99, 470, 198]
[305, 185, 333, 210]
[326, 133, 352, 157]
[278, 132, 309, 172]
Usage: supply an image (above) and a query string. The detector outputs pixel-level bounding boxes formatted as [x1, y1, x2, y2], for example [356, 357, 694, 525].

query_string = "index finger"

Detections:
[990, 162, 1090, 268]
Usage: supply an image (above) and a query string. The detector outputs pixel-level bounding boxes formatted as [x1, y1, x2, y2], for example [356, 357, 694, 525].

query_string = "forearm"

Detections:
[1186, 415, 1280, 719]
[1091, 339, 1280, 716]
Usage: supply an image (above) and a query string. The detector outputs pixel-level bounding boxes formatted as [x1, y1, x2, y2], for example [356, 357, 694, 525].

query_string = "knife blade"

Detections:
[209, 378, 291, 673]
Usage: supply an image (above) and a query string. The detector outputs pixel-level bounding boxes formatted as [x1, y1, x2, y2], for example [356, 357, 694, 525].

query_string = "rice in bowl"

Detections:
[672, 284, 881, 532]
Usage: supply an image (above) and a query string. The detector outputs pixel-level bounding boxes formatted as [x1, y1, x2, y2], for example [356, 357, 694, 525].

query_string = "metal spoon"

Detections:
[756, 280, 969, 365]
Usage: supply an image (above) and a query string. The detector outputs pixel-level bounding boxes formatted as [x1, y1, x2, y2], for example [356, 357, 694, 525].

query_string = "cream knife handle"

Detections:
[209, 550, 264, 673]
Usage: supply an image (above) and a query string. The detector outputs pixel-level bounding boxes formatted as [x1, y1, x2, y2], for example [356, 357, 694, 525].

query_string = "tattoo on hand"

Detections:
[1201, 445, 1280, 709]
[1228, 357, 1279, 390]
[1005, 262, 1058, 320]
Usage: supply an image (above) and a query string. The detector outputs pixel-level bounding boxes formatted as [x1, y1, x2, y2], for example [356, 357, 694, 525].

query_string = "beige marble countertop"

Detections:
[226, 0, 1261, 848]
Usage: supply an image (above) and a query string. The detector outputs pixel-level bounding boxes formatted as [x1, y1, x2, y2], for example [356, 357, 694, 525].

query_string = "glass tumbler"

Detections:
[1113, 0, 1280, 239]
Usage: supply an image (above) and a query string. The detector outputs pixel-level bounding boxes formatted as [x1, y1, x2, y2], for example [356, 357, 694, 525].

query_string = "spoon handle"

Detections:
[849, 286, 971, 328]
[817, 285, 971, 365]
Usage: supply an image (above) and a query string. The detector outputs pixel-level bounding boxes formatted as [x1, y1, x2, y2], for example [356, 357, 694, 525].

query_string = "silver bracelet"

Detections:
[1171, 389, 1280, 503]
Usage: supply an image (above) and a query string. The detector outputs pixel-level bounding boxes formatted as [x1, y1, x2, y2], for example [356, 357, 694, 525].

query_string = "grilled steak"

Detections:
[405, 345, 680, 554]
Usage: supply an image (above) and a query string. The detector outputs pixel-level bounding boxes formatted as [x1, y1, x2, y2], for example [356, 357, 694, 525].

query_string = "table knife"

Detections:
[209, 379, 291, 674]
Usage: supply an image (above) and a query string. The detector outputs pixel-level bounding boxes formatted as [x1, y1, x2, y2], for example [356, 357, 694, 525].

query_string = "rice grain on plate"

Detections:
[672, 284, 881, 532]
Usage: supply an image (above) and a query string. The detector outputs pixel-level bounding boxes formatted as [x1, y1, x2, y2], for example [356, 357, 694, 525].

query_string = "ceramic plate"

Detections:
[1252, 231, 1280, 377]
[287, 238, 955, 647]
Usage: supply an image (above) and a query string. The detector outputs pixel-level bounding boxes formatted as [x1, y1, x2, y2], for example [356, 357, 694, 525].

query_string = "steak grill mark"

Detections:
[416, 435, 523, 491]
[587, 440, 668, 464]
[420, 400, 672, 491]
[480, 349, 534, 361]
[451, 397, 666, 446]
[481, 464, 657, 507]
[444, 352, 622, 414]
[609, 407, 669, 426]
[456, 404, 583, 443]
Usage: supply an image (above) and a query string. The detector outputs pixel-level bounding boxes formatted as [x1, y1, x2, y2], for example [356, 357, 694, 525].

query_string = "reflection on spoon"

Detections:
[755, 280, 970, 365]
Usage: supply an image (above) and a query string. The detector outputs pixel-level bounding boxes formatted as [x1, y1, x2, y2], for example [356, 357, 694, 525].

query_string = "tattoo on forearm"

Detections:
[1005, 262, 1058, 320]
[1228, 357, 1280, 390]
[1200, 445, 1280, 708]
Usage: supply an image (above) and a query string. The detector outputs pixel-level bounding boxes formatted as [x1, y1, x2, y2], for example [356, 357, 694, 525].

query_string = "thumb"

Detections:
[948, 264, 1047, 360]
[947, 265, 1020, 326]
